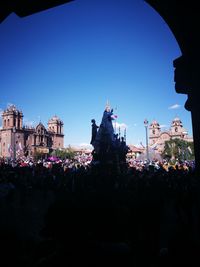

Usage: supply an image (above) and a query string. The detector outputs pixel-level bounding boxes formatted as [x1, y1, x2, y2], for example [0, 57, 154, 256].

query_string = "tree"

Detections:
[34, 151, 45, 161]
[162, 138, 194, 162]
[51, 146, 75, 160]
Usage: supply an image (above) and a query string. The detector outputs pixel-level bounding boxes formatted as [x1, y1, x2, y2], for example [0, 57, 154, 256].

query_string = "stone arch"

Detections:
[145, 1, 200, 172]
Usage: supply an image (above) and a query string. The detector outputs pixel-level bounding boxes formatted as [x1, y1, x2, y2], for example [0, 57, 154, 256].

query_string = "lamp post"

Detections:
[13, 126, 16, 161]
[182, 131, 188, 161]
[144, 119, 149, 162]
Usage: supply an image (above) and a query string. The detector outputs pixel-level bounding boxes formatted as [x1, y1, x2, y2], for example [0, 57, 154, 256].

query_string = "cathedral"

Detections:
[0, 105, 64, 158]
[149, 117, 193, 153]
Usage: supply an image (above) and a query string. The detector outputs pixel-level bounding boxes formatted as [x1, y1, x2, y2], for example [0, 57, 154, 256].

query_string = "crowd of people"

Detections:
[0, 152, 199, 266]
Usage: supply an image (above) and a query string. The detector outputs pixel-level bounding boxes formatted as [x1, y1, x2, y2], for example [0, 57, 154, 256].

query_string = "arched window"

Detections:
[4, 120, 6, 127]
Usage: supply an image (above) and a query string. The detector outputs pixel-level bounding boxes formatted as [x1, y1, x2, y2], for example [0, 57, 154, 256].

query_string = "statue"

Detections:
[90, 119, 99, 145]
[94, 103, 115, 147]
[90, 102, 129, 172]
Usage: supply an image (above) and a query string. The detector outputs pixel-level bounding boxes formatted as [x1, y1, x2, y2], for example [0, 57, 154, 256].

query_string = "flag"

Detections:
[111, 114, 118, 119]
[8, 144, 13, 155]
[18, 142, 23, 151]
[188, 146, 192, 154]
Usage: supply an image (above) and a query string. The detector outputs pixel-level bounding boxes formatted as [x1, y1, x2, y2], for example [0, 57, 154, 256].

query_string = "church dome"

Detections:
[5, 104, 21, 114]
[171, 117, 183, 126]
[49, 115, 60, 122]
[173, 117, 181, 122]
[150, 120, 160, 127]
[6, 104, 17, 111]
[52, 115, 60, 121]
[48, 115, 63, 125]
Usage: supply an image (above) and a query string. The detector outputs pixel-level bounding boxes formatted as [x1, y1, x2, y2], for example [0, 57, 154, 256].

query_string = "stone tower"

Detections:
[48, 115, 63, 134]
[149, 120, 161, 145]
[170, 117, 188, 138]
[0, 105, 24, 158]
[2, 105, 23, 130]
[48, 115, 64, 149]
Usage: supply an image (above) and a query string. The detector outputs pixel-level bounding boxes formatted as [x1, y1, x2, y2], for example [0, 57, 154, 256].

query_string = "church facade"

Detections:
[149, 117, 193, 153]
[0, 105, 64, 158]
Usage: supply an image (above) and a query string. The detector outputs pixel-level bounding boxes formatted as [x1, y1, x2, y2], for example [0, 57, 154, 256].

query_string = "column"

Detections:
[174, 55, 200, 173]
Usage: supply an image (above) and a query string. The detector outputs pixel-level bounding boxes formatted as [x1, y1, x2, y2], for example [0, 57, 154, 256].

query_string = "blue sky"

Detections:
[0, 0, 193, 147]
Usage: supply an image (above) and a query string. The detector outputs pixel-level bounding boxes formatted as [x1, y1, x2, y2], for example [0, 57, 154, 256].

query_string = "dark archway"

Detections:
[145, 1, 200, 172]
[0, 1, 199, 172]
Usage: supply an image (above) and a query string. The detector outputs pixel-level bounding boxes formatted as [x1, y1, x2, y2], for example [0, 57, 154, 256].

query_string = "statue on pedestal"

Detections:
[90, 102, 129, 169]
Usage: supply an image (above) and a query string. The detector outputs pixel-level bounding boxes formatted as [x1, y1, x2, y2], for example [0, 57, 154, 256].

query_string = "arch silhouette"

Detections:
[145, 1, 200, 172]
[0, 1, 199, 172]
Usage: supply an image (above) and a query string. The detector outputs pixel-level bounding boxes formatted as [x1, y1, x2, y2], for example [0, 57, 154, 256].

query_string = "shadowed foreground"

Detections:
[0, 162, 200, 266]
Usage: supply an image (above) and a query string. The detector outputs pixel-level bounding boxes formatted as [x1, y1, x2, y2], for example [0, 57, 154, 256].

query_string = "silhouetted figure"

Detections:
[98, 106, 115, 143]
[114, 133, 121, 150]
[93, 103, 116, 154]
[120, 137, 129, 160]
[90, 119, 99, 145]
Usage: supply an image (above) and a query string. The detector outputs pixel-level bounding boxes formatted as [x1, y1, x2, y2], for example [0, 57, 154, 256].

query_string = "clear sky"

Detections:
[0, 0, 193, 147]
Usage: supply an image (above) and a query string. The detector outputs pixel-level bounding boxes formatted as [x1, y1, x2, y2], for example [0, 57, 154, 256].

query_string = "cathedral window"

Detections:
[175, 127, 178, 132]
[152, 129, 155, 134]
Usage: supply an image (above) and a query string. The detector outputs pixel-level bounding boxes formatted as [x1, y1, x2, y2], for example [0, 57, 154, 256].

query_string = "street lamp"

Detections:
[144, 119, 149, 162]
[13, 126, 16, 161]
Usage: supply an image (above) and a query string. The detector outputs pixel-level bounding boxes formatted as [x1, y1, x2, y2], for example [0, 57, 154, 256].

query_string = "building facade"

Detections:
[0, 105, 64, 158]
[149, 117, 193, 153]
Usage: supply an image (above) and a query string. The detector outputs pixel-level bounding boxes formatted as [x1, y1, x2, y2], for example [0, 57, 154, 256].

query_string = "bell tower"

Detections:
[48, 115, 64, 149]
[149, 120, 161, 145]
[48, 115, 63, 134]
[2, 105, 23, 130]
[170, 117, 188, 138]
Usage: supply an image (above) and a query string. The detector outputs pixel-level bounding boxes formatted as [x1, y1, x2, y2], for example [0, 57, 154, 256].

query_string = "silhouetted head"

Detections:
[105, 106, 110, 112]
[105, 101, 111, 112]
[91, 119, 95, 123]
